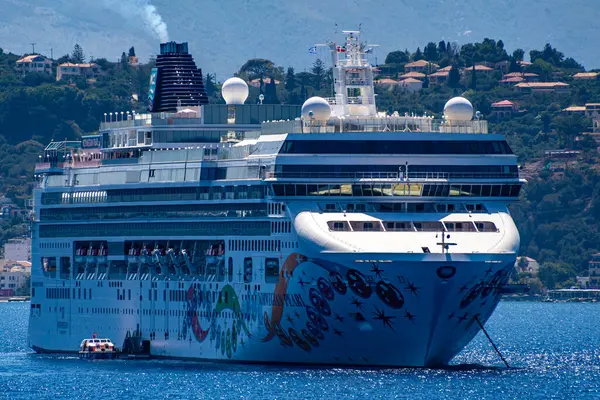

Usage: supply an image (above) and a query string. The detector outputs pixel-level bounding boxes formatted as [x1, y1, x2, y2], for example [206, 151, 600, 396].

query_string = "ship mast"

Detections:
[325, 29, 377, 117]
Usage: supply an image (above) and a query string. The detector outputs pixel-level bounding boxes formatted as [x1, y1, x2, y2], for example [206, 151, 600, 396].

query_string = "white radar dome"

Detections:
[222, 77, 249, 105]
[443, 96, 473, 121]
[301, 96, 331, 121]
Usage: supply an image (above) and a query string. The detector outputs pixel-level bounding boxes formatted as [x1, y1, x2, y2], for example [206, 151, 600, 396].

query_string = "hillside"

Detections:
[0, 0, 599, 76]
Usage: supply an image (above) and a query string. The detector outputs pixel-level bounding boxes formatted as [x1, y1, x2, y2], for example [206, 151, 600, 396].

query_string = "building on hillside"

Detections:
[491, 100, 518, 119]
[437, 65, 453, 72]
[495, 60, 510, 73]
[404, 60, 438, 73]
[398, 78, 423, 92]
[428, 70, 449, 85]
[0, 204, 28, 221]
[589, 253, 600, 287]
[573, 72, 599, 80]
[518, 60, 532, 67]
[3, 237, 31, 262]
[248, 78, 281, 89]
[56, 62, 103, 81]
[576, 276, 590, 288]
[499, 76, 524, 86]
[398, 71, 426, 80]
[514, 256, 539, 275]
[463, 65, 494, 75]
[544, 149, 581, 159]
[514, 82, 569, 93]
[15, 55, 53, 75]
[502, 72, 539, 82]
[374, 78, 399, 88]
[0, 261, 31, 294]
[128, 55, 139, 66]
[562, 103, 600, 118]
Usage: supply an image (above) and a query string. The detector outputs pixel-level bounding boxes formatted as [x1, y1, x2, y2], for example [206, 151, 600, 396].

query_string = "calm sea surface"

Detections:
[0, 302, 599, 400]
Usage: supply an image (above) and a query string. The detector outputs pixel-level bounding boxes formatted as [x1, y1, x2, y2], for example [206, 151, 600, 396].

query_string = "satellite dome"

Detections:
[222, 77, 249, 105]
[301, 97, 331, 121]
[443, 97, 473, 121]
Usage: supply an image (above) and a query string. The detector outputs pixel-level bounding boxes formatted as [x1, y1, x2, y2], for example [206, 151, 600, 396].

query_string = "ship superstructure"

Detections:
[28, 33, 523, 367]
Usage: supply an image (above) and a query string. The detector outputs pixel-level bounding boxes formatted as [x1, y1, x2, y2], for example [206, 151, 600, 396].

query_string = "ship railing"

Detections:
[324, 96, 374, 105]
[265, 171, 519, 180]
[344, 79, 372, 86]
[262, 117, 488, 134]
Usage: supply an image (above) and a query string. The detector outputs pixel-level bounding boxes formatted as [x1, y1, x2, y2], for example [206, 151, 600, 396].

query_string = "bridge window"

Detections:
[413, 221, 444, 232]
[444, 222, 477, 232]
[327, 221, 351, 231]
[475, 222, 498, 232]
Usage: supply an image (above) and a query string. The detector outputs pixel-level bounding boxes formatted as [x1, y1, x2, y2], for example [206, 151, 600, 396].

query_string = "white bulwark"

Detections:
[28, 31, 523, 367]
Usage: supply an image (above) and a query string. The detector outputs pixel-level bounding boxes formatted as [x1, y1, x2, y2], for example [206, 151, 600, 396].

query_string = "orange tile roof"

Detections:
[375, 78, 398, 85]
[438, 65, 453, 72]
[500, 77, 525, 83]
[574, 72, 599, 79]
[428, 71, 449, 77]
[469, 65, 494, 71]
[405, 60, 439, 68]
[563, 106, 586, 112]
[492, 100, 515, 107]
[16, 55, 50, 63]
[399, 72, 426, 79]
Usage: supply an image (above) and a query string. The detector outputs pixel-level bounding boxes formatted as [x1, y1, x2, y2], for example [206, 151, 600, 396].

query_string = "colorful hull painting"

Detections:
[170, 252, 514, 366]
[29, 251, 514, 367]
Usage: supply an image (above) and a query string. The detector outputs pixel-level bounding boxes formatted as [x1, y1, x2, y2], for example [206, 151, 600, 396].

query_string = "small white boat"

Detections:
[79, 337, 117, 359]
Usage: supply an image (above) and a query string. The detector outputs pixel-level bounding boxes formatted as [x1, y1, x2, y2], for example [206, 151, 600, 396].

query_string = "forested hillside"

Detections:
[1, 39, 599, 288]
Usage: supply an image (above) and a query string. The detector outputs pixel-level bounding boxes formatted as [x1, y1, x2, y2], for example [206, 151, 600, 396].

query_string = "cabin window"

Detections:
[475, 222, 498, 232]
[265, 258, 279, 283]
[243, 258, 253, 283]
[328, 221, 350, 231]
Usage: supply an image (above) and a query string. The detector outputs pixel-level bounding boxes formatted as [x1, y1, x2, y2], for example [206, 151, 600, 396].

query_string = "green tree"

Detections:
[285, 67, 297, 92]
[264, 77, 279, 104]
[71, 44, 85, 63]
[311, 58, 327, 90]
[438, 41, 446, 55]
[512, 49, 525, 62]
[469, 65, 477, 90]
[204, 73, 217, 97]
[238, 58, 275, 80]
[412, 47, 423, 61]
[423, 42, 438, 62]
[128, 47, 136, 57]
[385, 50, 409, 65]
[447, 65, 461, 88]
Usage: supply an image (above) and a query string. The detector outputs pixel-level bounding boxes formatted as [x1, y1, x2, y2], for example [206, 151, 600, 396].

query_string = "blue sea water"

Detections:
[1, 302, 599, 400]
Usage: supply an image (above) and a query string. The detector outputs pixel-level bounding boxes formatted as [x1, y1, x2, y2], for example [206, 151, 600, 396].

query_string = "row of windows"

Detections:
[276, 164, 518, 179]
[39, 221, 271, 238]
[320, 202, 487, 213]
[279, 140, 513, 155]
[40, 243, 70, 249]
[46, 287, 92, 300]
[39, 203, 268, 222]
[271, 183, 521, 198]
[328, 220, 498, 233]
[41, 185, 267, 205]
[271, 221, 292, 233]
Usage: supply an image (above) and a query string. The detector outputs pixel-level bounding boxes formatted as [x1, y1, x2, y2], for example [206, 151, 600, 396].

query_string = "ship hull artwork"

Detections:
[30, 250, 513, 367]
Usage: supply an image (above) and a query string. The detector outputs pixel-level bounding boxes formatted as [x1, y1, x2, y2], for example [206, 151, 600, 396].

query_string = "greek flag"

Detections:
[308, 46, 317, 55]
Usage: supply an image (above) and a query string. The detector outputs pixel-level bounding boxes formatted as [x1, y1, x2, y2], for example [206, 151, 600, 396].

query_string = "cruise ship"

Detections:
[28, 32, 523, 367]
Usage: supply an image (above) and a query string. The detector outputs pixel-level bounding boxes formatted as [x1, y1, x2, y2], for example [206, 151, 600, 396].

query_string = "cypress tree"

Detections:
[469, 65, 477, 90]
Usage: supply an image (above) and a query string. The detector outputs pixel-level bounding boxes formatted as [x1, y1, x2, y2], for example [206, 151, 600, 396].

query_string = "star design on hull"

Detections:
[333, 328, 344, 337]
[459, 284, 469, 293]
[370, 263, 384, 279]
[485, 267, 493, 275]
[447, 312, 455, 320]
[456, 312, 469, 324]
[334, 313, 345, 323]
[405, 282, 420, 297]
[294, 311, 301, 319]
[373, 306, 396, 331]
[287, 315, 294, 324]
[404, 310, 416, 323]
[298, 279, 307, 288]
[351, 297, 364, 311]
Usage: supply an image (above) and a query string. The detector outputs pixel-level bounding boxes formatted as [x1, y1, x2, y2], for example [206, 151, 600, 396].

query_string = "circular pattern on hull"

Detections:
[306, 322, 325, 340]
[437, 266, 456, 280]
[309, 288, 331, 316]
[329, 272, 347, 294]
[306, 306, 329, 331]
[301, 329, 320, 347]
[317, 277, 335, 300]
[375, 281, 405, 309]
[347, 269, 372, 298]
[289, 328, 311, 352]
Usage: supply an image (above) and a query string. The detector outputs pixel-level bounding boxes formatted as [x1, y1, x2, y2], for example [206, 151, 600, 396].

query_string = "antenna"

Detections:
[30, 43, 36, 54]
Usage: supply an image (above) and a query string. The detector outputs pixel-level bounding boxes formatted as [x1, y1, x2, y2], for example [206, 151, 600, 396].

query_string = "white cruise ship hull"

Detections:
[28, 251, 514, 367]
